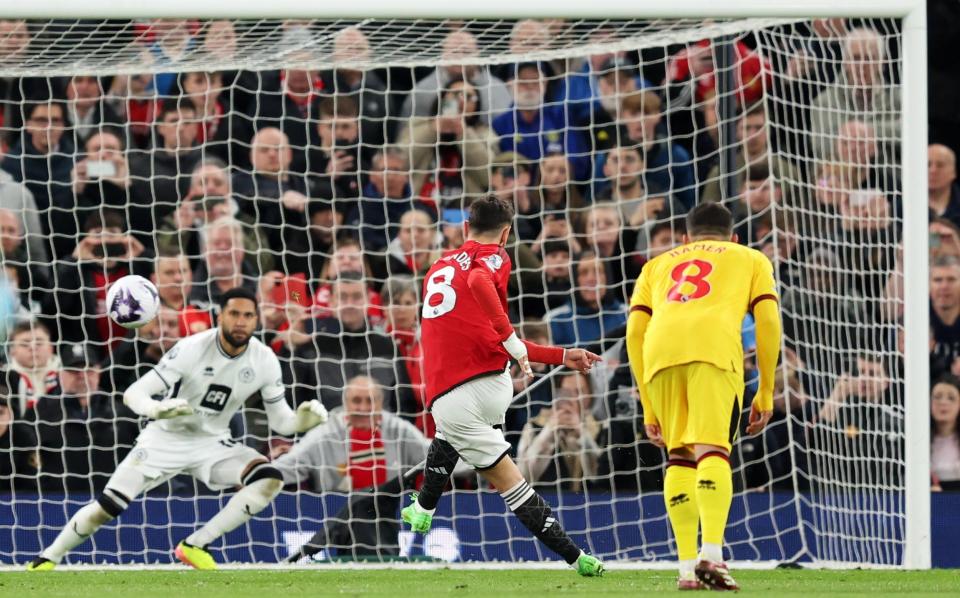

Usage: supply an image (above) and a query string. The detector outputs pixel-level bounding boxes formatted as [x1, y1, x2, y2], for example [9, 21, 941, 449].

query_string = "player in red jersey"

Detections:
[402, 196, 605, 576]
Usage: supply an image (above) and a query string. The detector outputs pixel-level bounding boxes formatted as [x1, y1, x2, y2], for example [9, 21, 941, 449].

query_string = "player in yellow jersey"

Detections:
[626, 203, 781, 591]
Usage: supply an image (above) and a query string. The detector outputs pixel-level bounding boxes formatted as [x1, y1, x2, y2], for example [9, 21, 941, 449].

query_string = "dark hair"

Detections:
[931, 374, 960, 454]
[541, 238, 571, 257]
[738, 101, 765, 120]
[158, 96, 196, 121]
[430, 77, 482, 128]
[745, 162, 771, 183]
[468, 196, 514, 235]
[520, 319, 549, 342]
[155, 246, 188, 260]
[175, 71, 222, 97]
[83, 208, 127, 233]
[685, 202, 733, 238]
[9, 320, 50, 341]
[934, 374, 960, 393]
[312, 94, 359, 120]
[536, 151, 584, 217]
[219, 286, 258, 311]
[87, 127, 126, 151]
[331, 270, 367, 292]
[24, 98, 68, 125]
[648, 218, 683, 240]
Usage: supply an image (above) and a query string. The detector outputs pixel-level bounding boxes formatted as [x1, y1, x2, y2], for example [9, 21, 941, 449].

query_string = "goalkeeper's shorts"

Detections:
[107, 425, 266, 498]
[645, 362, 744, 452]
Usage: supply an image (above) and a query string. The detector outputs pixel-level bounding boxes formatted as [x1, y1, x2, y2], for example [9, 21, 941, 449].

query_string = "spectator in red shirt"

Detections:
[381, 275, 431, 437]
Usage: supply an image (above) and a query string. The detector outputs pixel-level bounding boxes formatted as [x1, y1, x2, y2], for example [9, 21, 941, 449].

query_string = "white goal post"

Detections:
[0, 0, 929, 569]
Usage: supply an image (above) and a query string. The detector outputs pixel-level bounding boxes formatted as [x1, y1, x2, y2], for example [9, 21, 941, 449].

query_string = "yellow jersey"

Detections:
[629, 240, 778, 383]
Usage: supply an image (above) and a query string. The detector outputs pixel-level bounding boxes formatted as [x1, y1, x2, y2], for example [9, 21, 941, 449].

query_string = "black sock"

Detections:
[416, 437, 461, 511]
[501, 480, 582, 565]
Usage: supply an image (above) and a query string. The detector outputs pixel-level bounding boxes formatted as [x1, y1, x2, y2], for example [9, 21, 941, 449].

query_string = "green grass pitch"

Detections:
[1, 569, 958, 597]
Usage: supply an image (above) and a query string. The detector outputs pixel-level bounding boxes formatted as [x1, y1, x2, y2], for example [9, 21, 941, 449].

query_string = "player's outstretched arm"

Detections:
[258, 354, 329, 435]
[748, 298, 782, 435]
[263, 396, 329, 436]
[123, 371, 193, 420]
[560, 348, 602, 374]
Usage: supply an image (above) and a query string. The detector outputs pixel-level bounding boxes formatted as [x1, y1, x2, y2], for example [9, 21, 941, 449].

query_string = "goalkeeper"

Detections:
[26, 287, 329, 571]
[626, 203, 781, 591]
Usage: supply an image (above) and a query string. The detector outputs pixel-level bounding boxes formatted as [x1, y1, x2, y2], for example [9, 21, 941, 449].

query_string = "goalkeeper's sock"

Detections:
[42, 502, 115, 563]
[185, 478, 282, 548]
[664, 459, 700, 570]
[695, 452, 733, 560]
[416, 436, 460, 512]
[502, 480, 582, 565]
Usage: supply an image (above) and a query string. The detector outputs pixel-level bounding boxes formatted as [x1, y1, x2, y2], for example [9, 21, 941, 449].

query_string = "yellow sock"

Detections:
[695, 453, 733, 551]
[663, 459, 699, 562]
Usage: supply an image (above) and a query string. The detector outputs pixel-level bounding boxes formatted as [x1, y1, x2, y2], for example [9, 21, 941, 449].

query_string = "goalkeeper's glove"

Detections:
[150, 398, 194, 420]
[502, 332, 534, 377]
[294, 400, 329, 433]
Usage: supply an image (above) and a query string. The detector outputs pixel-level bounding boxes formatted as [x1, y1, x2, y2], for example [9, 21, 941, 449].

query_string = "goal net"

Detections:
[0, 14, 921, 568]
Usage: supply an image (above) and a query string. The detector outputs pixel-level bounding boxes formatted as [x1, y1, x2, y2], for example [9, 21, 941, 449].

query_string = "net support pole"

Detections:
[715, 35, 740, 203]
[901, 0, 931, 570]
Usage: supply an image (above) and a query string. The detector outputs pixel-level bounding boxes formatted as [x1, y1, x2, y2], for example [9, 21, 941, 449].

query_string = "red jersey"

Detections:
[421, 240, 512, 405]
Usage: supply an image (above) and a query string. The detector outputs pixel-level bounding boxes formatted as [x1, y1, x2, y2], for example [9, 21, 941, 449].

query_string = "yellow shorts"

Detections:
[644, 362, 744, 452]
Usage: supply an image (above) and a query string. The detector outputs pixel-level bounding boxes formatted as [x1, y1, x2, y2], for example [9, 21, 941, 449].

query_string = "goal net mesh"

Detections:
[0, 16, 906, 566]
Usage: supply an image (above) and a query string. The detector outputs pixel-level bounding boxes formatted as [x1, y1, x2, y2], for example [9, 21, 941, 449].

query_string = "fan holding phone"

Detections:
[71, 210, 145, 265]
[72, 130, 130, 198]
[258, 270, 314, 353]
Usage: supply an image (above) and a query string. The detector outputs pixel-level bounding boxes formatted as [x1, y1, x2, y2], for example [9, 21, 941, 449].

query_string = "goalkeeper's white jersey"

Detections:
[147, 328, 285, 437]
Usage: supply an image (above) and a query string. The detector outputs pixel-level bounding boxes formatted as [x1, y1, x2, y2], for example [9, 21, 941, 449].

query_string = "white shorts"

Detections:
[107, 425, 266, 498]
[430, 370, 513, 470]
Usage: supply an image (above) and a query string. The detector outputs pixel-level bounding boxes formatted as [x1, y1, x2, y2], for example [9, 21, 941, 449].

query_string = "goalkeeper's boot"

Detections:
[695, 560, 739, 591]
[25, 556, 56, 572]
[575, 553, 605, 577]
[175, 541, 217, 571]
[400, 493, 433, 533]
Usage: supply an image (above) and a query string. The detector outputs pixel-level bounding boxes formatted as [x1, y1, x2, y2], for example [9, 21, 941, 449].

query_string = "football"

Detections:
[106, 275, 160, 329]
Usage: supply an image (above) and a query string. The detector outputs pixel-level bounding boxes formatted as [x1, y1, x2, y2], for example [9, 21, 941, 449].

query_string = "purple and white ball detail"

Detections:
[106, 275, 160, 329]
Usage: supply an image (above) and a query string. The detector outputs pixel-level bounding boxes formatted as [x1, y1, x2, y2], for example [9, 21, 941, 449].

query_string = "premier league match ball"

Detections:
[106, 275, 160, 329]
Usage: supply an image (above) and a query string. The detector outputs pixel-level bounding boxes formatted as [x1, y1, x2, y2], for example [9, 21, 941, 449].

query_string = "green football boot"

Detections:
[575, 553, 605, 577]
[400, 493, 433, 533]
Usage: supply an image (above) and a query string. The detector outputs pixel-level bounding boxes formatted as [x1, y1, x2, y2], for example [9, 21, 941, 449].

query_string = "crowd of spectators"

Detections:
[0, 17, 948, 497]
